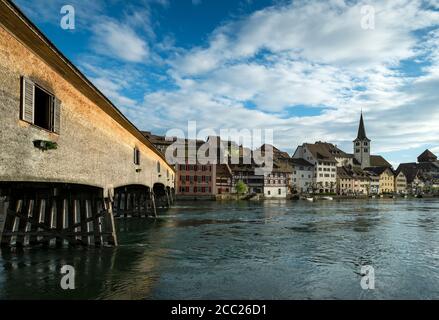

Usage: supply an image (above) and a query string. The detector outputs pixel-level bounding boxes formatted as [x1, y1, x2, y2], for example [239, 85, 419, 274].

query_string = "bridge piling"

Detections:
[0, 183, 117, 248]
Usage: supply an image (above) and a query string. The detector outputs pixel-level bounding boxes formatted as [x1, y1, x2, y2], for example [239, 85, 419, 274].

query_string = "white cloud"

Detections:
[141, 0, 439, 158]
[91, 20, 149, 63]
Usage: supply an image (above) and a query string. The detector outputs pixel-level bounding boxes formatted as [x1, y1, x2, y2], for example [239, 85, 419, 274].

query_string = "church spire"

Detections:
[356, 111, 368, 140]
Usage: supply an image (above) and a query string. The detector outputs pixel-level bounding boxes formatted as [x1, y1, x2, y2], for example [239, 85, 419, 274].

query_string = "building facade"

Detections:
[293, 142, 338, 193]
[291, 158, 314, 193]
[394, 171, 408, 194]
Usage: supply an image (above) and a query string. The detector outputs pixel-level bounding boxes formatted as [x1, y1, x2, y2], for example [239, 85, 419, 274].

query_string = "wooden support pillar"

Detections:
[105, 198, 118, 246]
[0, 197, 13, 247]
[80, 196, 88, 245]
[151, 191, 157, 218]
[166, 189, 171, 208]
[17, 198, 29, 246]
[0, 197, 7, 246]
[92, 197, 102, 247]
[11, 199, 23, 246]
[124, 191, 129, 218]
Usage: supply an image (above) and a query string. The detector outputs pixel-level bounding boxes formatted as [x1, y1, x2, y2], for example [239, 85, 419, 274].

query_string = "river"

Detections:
[1, 199, 439, 299]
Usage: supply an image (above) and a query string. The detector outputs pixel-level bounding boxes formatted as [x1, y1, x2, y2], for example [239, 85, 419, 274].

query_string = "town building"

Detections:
[394, 170, 408, 194]
[230, 162, 264, 194]
[336, 166, 371, 195]
[337, 167, 354, 195]
[174, 139, 216, 199]
[215, 164, 233, 194]
[395, 163, 425, 194]
[293, 142, 338, 193]
[290, 158, 314, 193]
[142, 131, 176, 157]
[364, 167, 395, 194]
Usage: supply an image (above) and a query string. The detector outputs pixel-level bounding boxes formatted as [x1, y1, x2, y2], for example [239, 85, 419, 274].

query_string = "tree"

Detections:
[235, 180, 248, 194]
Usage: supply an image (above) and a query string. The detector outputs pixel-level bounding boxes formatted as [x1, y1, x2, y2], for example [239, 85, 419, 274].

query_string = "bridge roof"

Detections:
[0, 0, 174, 173]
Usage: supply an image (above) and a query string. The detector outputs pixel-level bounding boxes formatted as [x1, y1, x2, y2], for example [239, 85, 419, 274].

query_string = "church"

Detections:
[351, 112, 392, 170]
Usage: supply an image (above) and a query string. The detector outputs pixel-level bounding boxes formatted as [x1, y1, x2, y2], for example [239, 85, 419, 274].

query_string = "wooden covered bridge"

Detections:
[0, 1, 175, 248]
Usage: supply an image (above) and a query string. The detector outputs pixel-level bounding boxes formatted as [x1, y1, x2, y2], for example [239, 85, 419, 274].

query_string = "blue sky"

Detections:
[13, 0, 439, 167]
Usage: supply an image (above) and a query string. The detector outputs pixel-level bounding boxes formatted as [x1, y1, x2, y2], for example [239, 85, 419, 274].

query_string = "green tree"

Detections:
[235, 180, 248, 194]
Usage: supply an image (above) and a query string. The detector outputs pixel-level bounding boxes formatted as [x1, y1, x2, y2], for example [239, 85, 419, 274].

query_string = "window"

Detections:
[157, 161, 161, 173]
[21, 77, 61, 133]
[364, 148, 368, 153]
[356, 149, 360, 153]
[364, 142, 368, 146]
[278, 189, 281, 195]
[134, 148, 140, 165]
[268, 190, 271, 195]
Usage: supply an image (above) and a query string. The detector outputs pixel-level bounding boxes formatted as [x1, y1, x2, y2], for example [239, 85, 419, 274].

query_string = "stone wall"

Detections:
[0, 26, 174, 194]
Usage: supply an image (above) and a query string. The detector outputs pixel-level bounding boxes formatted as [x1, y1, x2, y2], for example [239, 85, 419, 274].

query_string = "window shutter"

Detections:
[21, 77, 35, 123]
[53, 98, 61, 134]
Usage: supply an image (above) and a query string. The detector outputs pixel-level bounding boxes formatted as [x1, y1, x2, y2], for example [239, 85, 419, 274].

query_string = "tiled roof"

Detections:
[303, 142, 342, 162]
[418, 149, 437, 163]
[364, 166, 393, 176]
[290, 158, 314, 167]
[396, 163, 419, 183]
[370, 155, 392, 168]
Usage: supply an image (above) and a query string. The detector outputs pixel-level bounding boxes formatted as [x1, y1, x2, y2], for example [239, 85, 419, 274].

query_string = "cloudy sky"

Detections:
[13, 0, 439, 166]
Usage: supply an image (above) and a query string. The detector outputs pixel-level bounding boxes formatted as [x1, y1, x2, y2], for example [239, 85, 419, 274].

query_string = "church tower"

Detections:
[353, 112, 371, 169]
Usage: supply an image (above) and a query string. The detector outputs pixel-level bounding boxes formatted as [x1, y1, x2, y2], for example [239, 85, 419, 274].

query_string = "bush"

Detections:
[235, 180, 248, 194]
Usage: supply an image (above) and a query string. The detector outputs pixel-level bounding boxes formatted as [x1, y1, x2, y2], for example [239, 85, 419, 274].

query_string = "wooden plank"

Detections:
[91, 196, 101, 246]
[16, 198, 29, 246]
[11, 199, 23, 246]
[0, 198, 11, 246]
[151, 192, 157, 218]
[80, 196, 88, 244]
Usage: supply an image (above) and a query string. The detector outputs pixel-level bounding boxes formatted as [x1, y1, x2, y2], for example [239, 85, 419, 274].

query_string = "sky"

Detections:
[12, 0, 439, 167]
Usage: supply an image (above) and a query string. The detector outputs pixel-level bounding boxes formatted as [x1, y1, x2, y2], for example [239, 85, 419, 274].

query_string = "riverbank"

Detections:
[176, 193, 439, 201]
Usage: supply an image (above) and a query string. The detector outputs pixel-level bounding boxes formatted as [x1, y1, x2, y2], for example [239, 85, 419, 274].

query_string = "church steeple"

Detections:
[356, 112, 368, 140]
[353, 111, 371, 169]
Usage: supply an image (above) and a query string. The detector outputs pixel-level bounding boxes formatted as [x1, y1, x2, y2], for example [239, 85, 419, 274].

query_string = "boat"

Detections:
[322, 196, 334, 201]
[305, 197, 314, 202]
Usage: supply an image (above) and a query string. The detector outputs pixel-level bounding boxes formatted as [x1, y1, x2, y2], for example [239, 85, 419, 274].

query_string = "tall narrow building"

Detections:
[353, 112, 371, 169]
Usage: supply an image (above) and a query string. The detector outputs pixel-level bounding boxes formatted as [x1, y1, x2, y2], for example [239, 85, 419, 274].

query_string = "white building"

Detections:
[290, 158, 314, 193]
[293, 142, 337, 193]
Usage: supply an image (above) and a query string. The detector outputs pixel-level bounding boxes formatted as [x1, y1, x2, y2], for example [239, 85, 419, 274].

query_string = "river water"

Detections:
[1, 199, 439, 300]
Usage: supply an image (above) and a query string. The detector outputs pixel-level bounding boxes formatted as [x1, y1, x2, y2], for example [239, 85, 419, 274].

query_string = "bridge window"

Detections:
[21, 77, 61, 134]
[134, 147, 140, 165]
